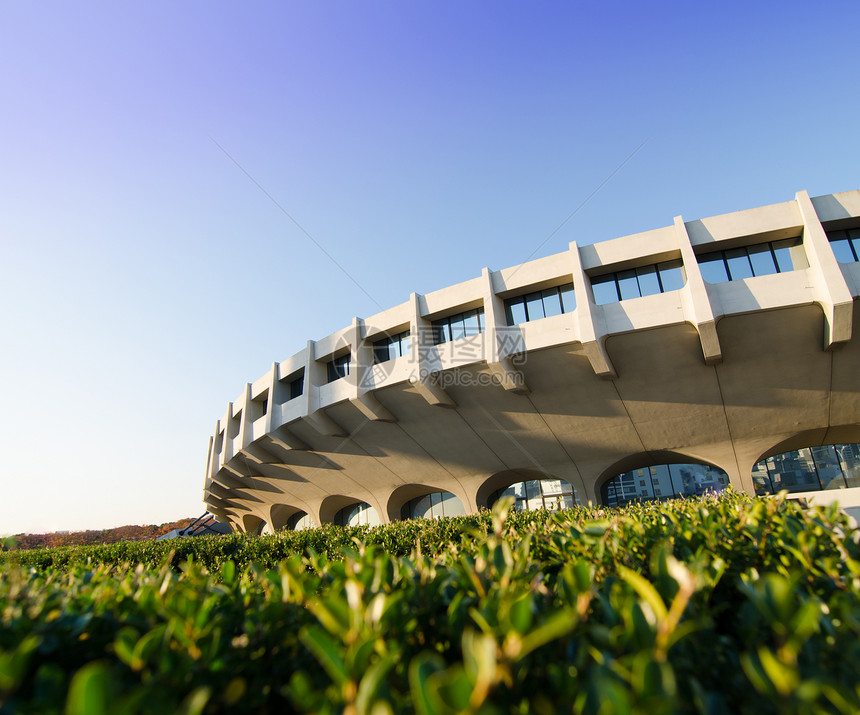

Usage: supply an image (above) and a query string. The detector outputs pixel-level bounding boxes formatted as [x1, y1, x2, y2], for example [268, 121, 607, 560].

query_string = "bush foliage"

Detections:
[1, 491, 859, 714]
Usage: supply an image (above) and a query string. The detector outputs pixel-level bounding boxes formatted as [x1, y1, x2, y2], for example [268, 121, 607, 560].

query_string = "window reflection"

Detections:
[602, 463, 730, 507]
[401, 491, 466, 520]
[753, 444, 860, 494]
[488, 478, 579, 512]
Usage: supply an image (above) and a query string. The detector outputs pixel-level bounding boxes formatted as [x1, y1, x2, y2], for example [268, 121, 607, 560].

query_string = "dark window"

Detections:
[504, 283, 576, 325]
[591, 260, 686, 305]
[326, 354, 350, 383]
[432, 308, 484, 345]
[827, 228, 860, 263]
[373, 330, 412, 363]
[697, 238, 800, 283]
[278, 371, 304, 401]
[289, 376, 304, 399]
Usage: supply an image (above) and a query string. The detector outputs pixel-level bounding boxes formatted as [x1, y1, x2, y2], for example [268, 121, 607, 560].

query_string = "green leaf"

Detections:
[65, 662, 115, 715]
[299, 625, 349, 686]
[617, 566, 668, 621]
[408, 652, 444, 715]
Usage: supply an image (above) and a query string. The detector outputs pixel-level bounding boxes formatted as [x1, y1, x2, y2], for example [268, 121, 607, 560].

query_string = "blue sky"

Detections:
[1, 1, 858, 534]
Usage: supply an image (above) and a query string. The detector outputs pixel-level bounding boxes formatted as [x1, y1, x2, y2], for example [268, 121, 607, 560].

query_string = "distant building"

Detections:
[157, 514, 231, 540]
[204, 190, 860, 533]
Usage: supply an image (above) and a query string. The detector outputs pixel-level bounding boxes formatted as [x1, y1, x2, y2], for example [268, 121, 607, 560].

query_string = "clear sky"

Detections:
[1, 1, 858, 535]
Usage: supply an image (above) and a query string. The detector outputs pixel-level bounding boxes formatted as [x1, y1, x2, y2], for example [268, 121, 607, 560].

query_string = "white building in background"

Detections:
[204, 190, 860, 533]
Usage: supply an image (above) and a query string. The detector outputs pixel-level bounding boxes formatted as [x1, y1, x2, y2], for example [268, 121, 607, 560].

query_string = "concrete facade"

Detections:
[204, 190, 860, 533]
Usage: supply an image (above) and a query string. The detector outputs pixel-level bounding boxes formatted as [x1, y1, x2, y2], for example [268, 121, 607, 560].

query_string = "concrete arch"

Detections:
[242, 513, 266, 535]
[318, 494, 386, 525]
[386, 483, 471, 523]
[475, 469, 577, 510]
[269, 504, 308, 531]
[595, 450, 729, 506]
[752, 425, 860, 466]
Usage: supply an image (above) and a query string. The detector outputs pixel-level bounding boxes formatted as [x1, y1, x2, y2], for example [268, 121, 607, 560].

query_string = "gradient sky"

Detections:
[1, 1, 858, 535]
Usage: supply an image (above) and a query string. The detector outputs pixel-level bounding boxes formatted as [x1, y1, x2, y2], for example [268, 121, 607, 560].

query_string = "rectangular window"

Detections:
[373, 330, 411, 363]
[657, 261, 685, 291]
[289, 376, 304, 399]
[432, 308, 485, 344]
[591, 261, 686, 305]
[326, 354, 350, 383]
[827, 228, 860, 263]
[697, 239, 800, 283]
[503, 283, 576, 325]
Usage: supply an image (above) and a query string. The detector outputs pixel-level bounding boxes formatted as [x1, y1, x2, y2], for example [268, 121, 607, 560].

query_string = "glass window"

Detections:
[771, 239, 796, 272]
[601, 463, 730, 506]
[560, 284, 577, 313]
[433, 308, 485, 344]
[373, 331, 411, 363]
[400, 334, 411, 358]
[756, 444, 860, 493]
[591, 274, 619, 305]
[525, 293, 545, 321]
[836, 443, 860, 488]
[829, 235, 858, 263]
[635, 265, 661, 297]
[374, 342, 393, 364]
[441, 491, 466, 517]
[506, 299, 527, 326]
[828, 229, 860, 263]
[504, 284, 575, 325]
[591, 262, 686, 304]
[488, 478, 578, 512]
[327, 354, 350, 383]
[541, 288, 563, 317]
[401, 491, 465, 520]
[698, 253, 729, 283]
[810, 445, 846, 490]
[699, 240, 800, 283]
[657, 261, 685, 292]
[449, 313, 467, 342]
[748, 243, 778, 277]
[286, 375, 304, 400]
[725, 248, 754, 280]
[616, 269, 640, 300]
[464, 310, 482, 337]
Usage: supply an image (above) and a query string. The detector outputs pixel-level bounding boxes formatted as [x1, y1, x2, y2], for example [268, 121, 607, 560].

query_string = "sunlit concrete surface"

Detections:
[204, 190, 860, 533]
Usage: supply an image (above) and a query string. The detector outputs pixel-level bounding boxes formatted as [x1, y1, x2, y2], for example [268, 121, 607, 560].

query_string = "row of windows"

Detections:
[326, 354, 351, 383]
[828, 228, 860, 263]
[602, 463, 730, 507]
[432, 308, 485, 345]
[401, 491, 466, 520]
[319, 230, 852, 381]
[334, 501, 382, 527]
[373, 330, 412, 364]
[591, 260, 685, 306]
[752, 444, 860, 495]
[697, 239, 797, 283]
[504, 284, 575, 325]
[489, 478, 579, 512]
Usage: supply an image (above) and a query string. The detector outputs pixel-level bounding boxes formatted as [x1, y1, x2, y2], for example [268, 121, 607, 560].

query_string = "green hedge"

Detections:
[1, 492, 859, 714]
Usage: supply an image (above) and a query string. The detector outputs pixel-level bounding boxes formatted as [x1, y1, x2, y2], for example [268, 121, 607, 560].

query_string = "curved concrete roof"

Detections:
[204, 190, 860, 532]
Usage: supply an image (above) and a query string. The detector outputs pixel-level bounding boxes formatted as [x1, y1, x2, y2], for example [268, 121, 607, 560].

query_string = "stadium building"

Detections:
[204, 190, 860, 532]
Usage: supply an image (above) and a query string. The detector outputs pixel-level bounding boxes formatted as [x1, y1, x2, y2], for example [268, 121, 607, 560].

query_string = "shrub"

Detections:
[1, 492, 858, 713]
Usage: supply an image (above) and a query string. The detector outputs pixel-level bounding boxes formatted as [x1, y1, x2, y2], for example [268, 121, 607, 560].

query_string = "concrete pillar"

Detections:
[409, 291, 456, 406]
[569, 241, 616, 378]
[796, 190, 854, 349]
[674, 216, 722, 364]
[481, 267, 528, 392]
